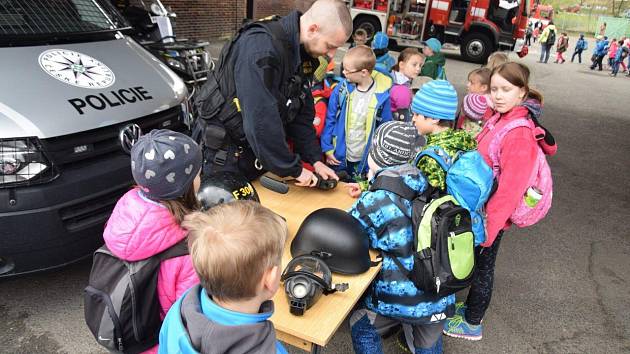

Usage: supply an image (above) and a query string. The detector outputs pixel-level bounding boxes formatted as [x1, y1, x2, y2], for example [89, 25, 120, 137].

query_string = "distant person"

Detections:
[390, 48, 425, 122]
[351, 28, 368, 48]
[590, 35, 609, 71]
[420, 38, 446, 79]
[607, 38, 618, 69]
[456, 67, 492, 130]
[554, 32, 569, 64]
[533, 24, 540, 43]
[599, 22, 607, 36]
[525, 22, 533, 46]
[486, 51, 509, 70]
[460, 93, 489, 137]
[610, 40, 629, 77]
[159, 201, 289, 354]
[372, 31, 396, 74]
[571, 33, 588, 63]
[103, 130, 202, 354]
[321, 45, 393, 183]
[538, 20, 557, 63]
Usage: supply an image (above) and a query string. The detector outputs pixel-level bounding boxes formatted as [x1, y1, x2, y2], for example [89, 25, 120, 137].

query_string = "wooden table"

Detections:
[252, 179, 381, 353]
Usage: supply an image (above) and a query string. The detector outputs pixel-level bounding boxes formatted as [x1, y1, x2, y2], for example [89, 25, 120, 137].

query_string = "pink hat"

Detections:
[463, 94, 488, 121]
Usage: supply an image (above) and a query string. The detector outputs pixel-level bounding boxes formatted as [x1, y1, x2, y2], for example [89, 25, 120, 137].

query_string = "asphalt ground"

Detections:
[1, 39, 629, 353]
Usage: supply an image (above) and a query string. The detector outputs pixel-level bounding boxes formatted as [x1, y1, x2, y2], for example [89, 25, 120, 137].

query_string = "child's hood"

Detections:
[426, 129, 477, 152]
[391, 70, 410, 85]
[370, 163, 427, 195]
[161, 285, 278, 354]
[103, 188, 187, 261]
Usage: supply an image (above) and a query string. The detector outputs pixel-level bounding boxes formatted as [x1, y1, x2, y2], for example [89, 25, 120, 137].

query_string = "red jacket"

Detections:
[477, 106, 539, 246]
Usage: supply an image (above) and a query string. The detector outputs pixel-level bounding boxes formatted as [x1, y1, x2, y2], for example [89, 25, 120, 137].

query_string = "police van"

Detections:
[0, 0, 192, 276]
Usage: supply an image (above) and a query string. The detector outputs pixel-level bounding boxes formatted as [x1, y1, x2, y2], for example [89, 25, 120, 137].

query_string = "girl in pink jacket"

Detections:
[389, 48, 425, 122]
[104, 129, 202, 353]
[444, 62, 547, 341]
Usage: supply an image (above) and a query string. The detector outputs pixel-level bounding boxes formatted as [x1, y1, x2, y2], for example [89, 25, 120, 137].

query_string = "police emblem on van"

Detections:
[39, 49, 115, 89]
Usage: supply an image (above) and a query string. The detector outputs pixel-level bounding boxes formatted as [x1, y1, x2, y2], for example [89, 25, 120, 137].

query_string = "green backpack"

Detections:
[370, 176, 476, 297]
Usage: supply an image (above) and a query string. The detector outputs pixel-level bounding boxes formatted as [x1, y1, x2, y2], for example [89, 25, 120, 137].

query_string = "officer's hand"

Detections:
[313, 161, 339, 181]
[325, 152, 341, 166]
[295, 168, 318, 187]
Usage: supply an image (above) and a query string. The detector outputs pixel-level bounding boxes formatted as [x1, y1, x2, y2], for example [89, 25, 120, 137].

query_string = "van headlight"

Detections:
[0, 138, 55, 186]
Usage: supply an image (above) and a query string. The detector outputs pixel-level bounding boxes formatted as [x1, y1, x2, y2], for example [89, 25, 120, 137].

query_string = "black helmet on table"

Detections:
[196, 171, 260, 210]
[291, 208, 371, 275]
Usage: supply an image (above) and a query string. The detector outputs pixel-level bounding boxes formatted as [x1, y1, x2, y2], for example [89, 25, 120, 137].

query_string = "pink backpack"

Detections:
[487, 118, 553, 227]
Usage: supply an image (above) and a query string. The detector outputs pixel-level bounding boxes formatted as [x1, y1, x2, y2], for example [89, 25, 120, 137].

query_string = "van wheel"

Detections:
[353, 15, 382, 41]
[460, 33, 494, 64]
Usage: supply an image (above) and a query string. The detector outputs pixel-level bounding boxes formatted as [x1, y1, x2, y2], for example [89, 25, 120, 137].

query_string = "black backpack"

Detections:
[370, 173, 476, 298]
[546, 29, 556, 45]
[194, 17, 296, 148]
[84, 241, 189, 354]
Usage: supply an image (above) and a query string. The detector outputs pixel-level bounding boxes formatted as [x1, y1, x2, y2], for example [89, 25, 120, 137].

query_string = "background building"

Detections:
[162, 0, 308, 41]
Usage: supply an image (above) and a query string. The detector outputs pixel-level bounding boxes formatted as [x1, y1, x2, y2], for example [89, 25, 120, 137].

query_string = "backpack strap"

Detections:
[414, 145, 455, 172]
[369, 172, 417, 201]
[156, 240, 189, 261]
[487, 118, 534, 177]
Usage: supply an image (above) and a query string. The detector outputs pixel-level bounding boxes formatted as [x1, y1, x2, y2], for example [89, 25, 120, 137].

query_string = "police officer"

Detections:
[197, 0, 352, 187]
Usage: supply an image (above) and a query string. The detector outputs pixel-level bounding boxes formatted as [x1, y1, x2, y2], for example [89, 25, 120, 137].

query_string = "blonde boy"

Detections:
[321, 45, 393, 182]
[159, 201, 289, 354]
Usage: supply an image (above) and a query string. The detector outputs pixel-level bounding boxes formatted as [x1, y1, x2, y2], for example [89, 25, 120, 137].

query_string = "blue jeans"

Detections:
[611, 60, 621, 75]
[540, 44, 551, 63]
[350, 309, 444, 353]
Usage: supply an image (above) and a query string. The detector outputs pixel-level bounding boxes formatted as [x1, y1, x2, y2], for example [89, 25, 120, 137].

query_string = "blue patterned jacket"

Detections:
[349, 164, 455, 323]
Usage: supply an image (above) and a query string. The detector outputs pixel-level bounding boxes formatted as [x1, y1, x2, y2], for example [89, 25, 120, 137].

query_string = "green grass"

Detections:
[554, 12, 600, 34]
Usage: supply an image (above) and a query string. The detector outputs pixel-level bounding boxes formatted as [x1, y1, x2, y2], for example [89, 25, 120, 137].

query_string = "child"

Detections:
[554, 32, 569, 63]
[103, 129, 202, 353]
[420, 38, 446, 79]
[610, 40, 629, 77]
[607, 37, 618, 69]
[460, 93, 489, 137]
[390, 48, 425, 121]
[411, 80, 477, 191]
[351, 28, 368, 48]
[348, 121, 451, 354]
[456, 68, 491, 130]
[159, 201, 288, 354]
[466, 67, 491, 95]
[590, 35, 608, 71]
[444, 62, 547, 341]
[486, 51, 509, 70]
[341, 28, 369, 75]
[321, 45, 393, 182]
[571, 33, 587, 63]
[372, 31, 396, 74]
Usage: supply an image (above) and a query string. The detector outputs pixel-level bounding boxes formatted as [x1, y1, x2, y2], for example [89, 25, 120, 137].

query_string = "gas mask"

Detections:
[281, 255, 348, 316]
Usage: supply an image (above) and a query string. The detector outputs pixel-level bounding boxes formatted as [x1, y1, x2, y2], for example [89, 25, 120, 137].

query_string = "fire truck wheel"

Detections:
[353, 15, 382, 41]
[461, 33, 494, 64]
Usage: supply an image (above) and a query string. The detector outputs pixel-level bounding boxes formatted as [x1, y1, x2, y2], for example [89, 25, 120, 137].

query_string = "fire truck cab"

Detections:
[350, 0, 530, 63]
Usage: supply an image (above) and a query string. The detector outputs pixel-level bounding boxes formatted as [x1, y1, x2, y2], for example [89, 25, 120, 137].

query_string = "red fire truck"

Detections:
[350, 0, 531, 63]
[531, 3, 553, 26]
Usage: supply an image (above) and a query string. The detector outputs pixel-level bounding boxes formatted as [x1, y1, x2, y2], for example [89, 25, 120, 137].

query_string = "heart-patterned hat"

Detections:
[131, 129, 202, 200]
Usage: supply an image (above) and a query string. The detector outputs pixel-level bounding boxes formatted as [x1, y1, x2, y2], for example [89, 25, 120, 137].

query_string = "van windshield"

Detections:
[0, 0, 128, 38]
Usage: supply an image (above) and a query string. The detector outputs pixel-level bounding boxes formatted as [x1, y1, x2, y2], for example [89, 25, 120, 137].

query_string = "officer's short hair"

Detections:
[306, 0, 353, 38]
[344, 45, 376, 72]
[184, 201, 287, 302]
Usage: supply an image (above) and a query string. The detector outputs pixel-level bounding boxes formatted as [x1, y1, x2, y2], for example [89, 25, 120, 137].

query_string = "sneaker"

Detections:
[453, 302, 466, 317]
[443, 314, 483, 341]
